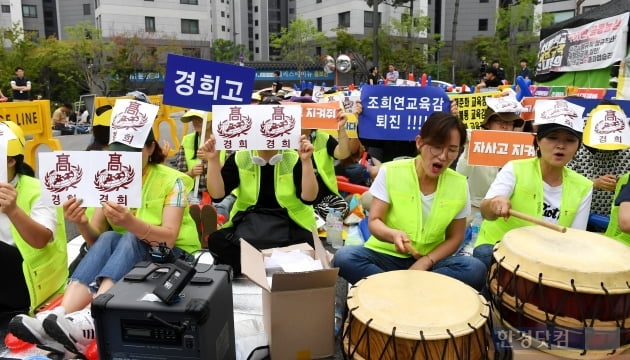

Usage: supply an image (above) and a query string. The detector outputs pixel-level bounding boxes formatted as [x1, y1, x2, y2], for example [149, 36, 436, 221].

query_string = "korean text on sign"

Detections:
[163, 54, 255, 111]
[450, 91, 500, 129]
[467, 130, 536, 167]
[359, 86, 451, 141]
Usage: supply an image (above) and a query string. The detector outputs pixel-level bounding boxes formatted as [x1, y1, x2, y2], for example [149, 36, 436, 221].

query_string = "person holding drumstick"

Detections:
[473, 99, 593, 269]
[333, 112, 487, 291]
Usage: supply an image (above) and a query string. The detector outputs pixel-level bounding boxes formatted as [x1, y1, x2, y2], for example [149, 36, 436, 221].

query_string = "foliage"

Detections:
[211, 39, 250, 63]
[270, 17, 327, 74]
[462, 0, 553, 82]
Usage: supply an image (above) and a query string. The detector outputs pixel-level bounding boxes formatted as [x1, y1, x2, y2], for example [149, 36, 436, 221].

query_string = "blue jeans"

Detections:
[70, 231, 152, 293]
[472, 244, 494, 270]
[333, 245, 487, 291]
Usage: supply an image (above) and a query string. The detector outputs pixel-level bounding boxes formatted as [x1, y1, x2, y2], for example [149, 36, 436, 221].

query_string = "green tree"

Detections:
[326, 28, 373, 84]
[270, 17, 327, 79]
[211, 39, 250, 63]
[64, 22, 112, 96]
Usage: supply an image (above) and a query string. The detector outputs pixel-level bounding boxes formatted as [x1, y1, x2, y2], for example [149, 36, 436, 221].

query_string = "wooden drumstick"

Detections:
[508, 209, 567, 233]
[404, 242, 421, 259]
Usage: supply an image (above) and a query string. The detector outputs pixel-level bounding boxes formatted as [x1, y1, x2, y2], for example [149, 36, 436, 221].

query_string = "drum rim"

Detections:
[493, 226, 630, 295]
[347, 270, 490, 340]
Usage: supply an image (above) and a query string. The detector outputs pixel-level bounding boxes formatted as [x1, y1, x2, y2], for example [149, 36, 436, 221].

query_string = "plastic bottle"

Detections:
[334, 309, 344, 336]
[461, 212, 482, 256]
[326, 208, 343, 248]
[331, 210, 344, 249]
[325, 208, 335, 245]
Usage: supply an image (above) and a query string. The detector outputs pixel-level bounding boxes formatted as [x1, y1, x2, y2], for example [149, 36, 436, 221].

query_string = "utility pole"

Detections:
[372, 1, 380, 69]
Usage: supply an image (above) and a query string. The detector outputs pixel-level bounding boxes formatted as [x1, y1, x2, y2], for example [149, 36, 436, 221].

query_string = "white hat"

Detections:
[181, 109, 211, 123]
[534, 99, 585, 138]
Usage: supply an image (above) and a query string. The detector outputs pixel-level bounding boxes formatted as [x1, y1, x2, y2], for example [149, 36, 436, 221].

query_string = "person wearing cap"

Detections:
[0, 121, 67, 345]
[201, 130, 318, 276]
[473, 104, 593, 269]
[85, 105, 112, 151]
[457, 107, 524, 222]
[478, 67, 502, 89]
[11, 125, 200, 356]
[567, 100, 630, 229]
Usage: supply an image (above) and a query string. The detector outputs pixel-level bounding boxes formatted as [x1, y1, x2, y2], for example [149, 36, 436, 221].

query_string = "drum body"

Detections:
[490, 226, 630, 359]
[343, 270, 490, 359]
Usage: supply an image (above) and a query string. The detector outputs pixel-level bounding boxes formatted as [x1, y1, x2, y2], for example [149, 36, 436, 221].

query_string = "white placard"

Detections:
[110, 99, 159, 148]
[212, 104, 302, 150]
[38, 151, 142, 207]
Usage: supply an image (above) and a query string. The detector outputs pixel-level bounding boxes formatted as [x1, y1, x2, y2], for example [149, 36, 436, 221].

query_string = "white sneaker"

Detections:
[43, 307, 96, 356]
[8, 307, 66, 354]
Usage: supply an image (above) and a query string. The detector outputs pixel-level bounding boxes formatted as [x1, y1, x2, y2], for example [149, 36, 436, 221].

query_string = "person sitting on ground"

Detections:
[335, 137, 380, 187]
[0, 121, 67, 332]
[202, 132, 318, 276]
[10, 126, 200, 358]
[472, 101, 593, 269]
[51, 103, 74, 135]
[333, 112, 486, 291]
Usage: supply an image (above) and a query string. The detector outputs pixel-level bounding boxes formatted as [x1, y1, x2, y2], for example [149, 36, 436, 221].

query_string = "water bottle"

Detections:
[331, 210, 344, 249]
[325, 208, 335, 245]
[462, 212, 483, 256]
[326, 208, 343, 248]
[461, 212, 482, 256]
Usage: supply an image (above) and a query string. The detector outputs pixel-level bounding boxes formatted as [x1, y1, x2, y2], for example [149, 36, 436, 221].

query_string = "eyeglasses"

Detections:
[427, 144, 460, 160]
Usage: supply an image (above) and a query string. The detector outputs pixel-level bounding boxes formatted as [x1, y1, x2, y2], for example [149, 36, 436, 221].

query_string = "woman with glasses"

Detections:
[333, 112, 486, 290]
[472, 106, 592, 269]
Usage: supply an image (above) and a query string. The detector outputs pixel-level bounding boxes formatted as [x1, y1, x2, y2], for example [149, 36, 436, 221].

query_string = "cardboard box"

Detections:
[240, 232, 339, 359]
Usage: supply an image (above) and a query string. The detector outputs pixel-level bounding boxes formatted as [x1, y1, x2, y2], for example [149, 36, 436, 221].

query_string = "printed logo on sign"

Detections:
[111, 101, 149, 131]
[93, 153, 136, 192]
[217, 107, 253, 138]
[595, 110, 625, 135]
[260, 106, 296, 138]
[540, 100, 578, 126]
[44, 153, 83, 194]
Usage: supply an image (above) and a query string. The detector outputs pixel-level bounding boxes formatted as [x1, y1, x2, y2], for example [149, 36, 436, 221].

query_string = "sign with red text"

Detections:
[212, 104, 302, 150]
[468, 130, 536, 167]
[38, 151, 142, 208]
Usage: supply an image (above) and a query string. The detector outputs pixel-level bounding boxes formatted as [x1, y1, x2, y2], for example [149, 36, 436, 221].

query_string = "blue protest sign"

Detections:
[359, 86, 451, 141]
[163, 54, 255, 111]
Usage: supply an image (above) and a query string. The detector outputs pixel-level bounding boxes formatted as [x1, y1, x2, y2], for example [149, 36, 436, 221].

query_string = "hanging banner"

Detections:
[536, 12, 629, 75]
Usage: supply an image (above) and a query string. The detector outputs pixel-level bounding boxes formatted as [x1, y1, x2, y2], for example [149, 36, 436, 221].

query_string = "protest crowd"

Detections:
[2, 25, 630, 359]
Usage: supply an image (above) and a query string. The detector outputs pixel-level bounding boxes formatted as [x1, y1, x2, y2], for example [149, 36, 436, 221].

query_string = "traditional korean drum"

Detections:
[343, 270, 490, 359]
[490, 225, 630, 358]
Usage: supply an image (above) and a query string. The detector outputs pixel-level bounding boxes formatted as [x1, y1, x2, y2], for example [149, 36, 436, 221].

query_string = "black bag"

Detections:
[231, 206, 291, 249]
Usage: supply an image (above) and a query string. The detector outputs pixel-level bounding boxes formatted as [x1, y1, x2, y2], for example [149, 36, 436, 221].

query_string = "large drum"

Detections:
[490, 225, 630, 359]
[343, 270, 490, 359]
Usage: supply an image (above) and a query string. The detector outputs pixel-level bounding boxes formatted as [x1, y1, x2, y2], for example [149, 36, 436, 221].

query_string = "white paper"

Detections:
[212, 104, 302, 150]
[38, 151, 142, 207]
[110, 99, 159, 148]
[534, 99, 585, 133]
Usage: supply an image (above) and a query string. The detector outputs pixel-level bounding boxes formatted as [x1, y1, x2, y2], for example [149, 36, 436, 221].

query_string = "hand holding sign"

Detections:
[0, 182, 18, 214]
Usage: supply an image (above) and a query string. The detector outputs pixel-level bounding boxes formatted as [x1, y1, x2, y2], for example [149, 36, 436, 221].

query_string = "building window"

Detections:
[221, 11, 225, 17]
[315, 46, 321, 56]
[183, 47, 201, 58]
[316, 0, 321, 3]
[317, 17, 322, 32]
[83, 4, 91, 15]
[145, 16, 155, 32]
[478, 18, 488, 31]
[181, 19, 199, 34]
[95, 0, 99, 8]
[254, 6, 258, 12]
[180, 0, 198, 4]
[480, 0, 488, 2]
[255, 34, 259, 40]
[289, 8, 294, 14]
[255, 47, 259, 54]
[338, 11, 350, 28]
[221, 25, 226, 31]
[1, 5, 10, 13]
[364, 11, 381, 28]
[550, 10, 574, 23]
[22, 5, 37, 18]
[254, 20, 258, 26]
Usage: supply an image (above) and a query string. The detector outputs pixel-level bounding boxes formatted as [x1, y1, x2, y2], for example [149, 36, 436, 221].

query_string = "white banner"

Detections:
[537, 12, 629, 74]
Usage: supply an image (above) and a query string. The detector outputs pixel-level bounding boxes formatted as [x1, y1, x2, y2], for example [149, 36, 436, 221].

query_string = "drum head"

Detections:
[494, 226, 630, 294]
[347, 270, 489, 340]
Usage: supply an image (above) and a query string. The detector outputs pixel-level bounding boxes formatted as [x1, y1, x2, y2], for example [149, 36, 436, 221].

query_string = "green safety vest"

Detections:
[225, 150, 316, 231]
[12, 175, 68, 314]
[475, 157, 592, 247]
[110, 164, 200, 254]
[182, 132, 225, 171]
[364, 157, 468, 257]
[605, 172, 630, 246]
